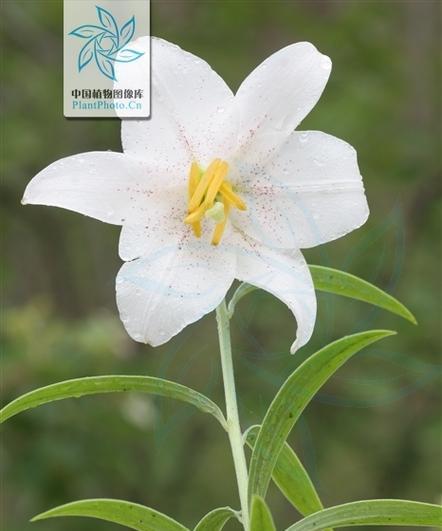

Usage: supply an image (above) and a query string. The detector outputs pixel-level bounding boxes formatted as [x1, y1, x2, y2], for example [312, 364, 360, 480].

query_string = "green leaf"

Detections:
[309, 265, 417, 324]
[31, 498, 189, 531]
[250, 496, 276, 531]
[248, 330, 396, 502]
[285, 499, 442, 530]
[194, 507, 239, 531]
[0, 375, 226, 428]
[245, 426, 329, 519]
[228, 268, 416, 324]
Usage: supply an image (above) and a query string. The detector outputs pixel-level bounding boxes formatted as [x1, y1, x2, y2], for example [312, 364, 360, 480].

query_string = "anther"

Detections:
[188, 159, 220, 212]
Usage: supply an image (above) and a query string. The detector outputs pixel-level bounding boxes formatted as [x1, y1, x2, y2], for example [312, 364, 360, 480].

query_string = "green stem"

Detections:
[216, 299, 250, 530]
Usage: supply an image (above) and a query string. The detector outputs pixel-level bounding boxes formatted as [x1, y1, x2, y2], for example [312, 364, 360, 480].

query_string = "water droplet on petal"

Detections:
[299, 132, 309, 143]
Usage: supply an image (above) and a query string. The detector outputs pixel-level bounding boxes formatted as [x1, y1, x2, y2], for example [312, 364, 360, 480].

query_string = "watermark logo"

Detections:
[69, 6, 144, 81]
[64, 0, 150, 118]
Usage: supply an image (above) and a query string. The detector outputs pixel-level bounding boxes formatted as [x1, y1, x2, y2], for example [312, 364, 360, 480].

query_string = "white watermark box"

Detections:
[64, 0, 150, 118]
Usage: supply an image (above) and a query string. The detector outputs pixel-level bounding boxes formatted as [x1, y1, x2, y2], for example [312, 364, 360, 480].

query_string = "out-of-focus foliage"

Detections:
[1, 1, 441, 530]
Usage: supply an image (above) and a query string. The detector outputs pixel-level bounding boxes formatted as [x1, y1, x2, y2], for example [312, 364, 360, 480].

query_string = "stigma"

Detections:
[184, 159, 246, 245]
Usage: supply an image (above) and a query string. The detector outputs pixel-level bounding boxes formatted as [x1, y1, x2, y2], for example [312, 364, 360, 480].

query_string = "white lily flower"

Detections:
[22, 37, 369, 353]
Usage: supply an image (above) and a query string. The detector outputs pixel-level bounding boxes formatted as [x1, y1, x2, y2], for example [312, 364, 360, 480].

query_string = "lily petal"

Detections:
[22, 151, 168, 225]
[116, 238, 236, 346]
[232, 233, 316, 353]
[118, 187, 187, 261]
[120, 37, 235, 177]
[232, 131, 369, 249]
[234, 42, 331, 166]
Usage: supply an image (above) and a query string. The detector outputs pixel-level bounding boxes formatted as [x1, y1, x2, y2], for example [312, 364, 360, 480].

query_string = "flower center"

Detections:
[184, 159, 247, 245]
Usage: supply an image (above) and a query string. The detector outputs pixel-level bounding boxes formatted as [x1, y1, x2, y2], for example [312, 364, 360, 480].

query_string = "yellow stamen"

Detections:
[184, 158, 246, 245]
[187, 162, 202, 237]
[219, 182, 247, 211]
[211, 198, 230, 246]
[188, 162, 200, 198]
[204, 161, 228, 206]
[184, 203, 206, 224]
[188, 159, 220, 212]
[191, 221, 202, 238]
[184, 161, 229, 224]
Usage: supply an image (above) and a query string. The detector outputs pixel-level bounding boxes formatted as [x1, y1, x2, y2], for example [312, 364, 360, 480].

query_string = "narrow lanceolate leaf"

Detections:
[0, 375, 226, 428]
[285, 500, 442, 530]
[31, 499, 189, 531]
[248, 330, 396, 502]
[194, 507, 239, 531]
[250, 496, 276, 531]
[228, 269, 416, 324]
[245, 426, 329, 520]
[309, 265, 417, 324]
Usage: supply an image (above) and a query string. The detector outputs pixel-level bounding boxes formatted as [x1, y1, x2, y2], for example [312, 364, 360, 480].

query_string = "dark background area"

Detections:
[1, 1, 441, 530]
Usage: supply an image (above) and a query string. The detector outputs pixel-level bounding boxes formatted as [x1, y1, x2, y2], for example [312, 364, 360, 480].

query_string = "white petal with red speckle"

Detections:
[23, 37, 368, 352]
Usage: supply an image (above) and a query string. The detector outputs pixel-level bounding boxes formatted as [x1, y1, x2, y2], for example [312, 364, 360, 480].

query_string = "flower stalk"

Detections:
[216, 299, 250, 529]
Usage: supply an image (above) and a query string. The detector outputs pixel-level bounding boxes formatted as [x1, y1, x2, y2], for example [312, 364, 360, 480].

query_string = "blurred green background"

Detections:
[1, 1, 441, 530]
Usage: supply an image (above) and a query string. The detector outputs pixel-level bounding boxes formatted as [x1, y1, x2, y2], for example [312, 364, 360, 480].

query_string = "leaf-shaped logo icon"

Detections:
[119, 16, 135, 47]
[78, 40, 95, 71]
[95, 50, 116, 81]
[69, 25, 105, 39]
[96, 6, 118, 37]
[113, 49, 144, 63]
[69, 5, 144, 81]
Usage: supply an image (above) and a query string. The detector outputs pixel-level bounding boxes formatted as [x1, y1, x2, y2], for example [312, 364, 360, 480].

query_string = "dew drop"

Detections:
[299, 132, 309, 143]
